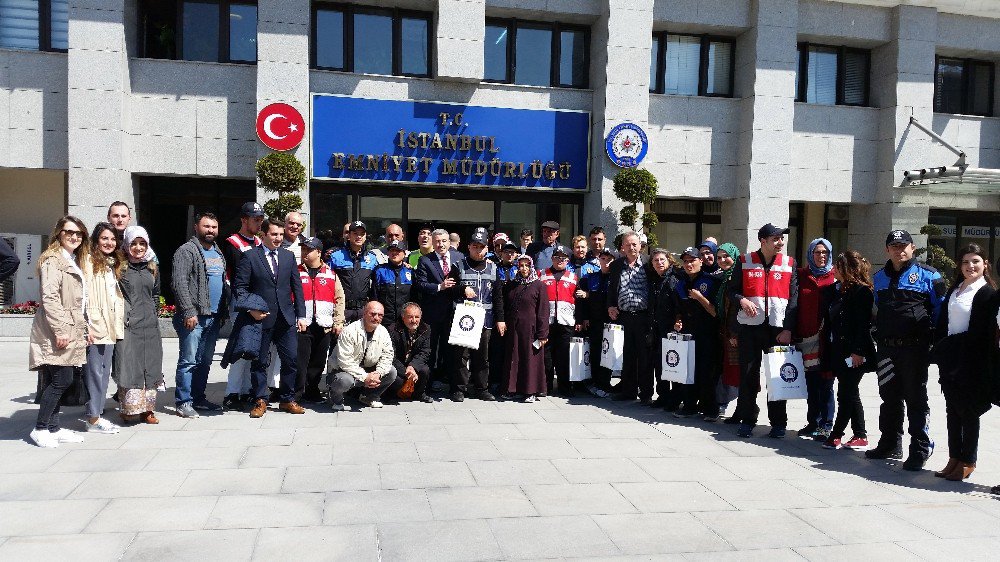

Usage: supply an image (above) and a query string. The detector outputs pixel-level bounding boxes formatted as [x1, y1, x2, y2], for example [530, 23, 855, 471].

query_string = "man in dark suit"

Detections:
[234, 218, 308, 418]
[415, 228, 464, 388]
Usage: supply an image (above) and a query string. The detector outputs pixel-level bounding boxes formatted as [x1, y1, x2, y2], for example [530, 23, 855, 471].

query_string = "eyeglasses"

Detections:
[287, 221, 303, 227]
[61, 229, 83, 238]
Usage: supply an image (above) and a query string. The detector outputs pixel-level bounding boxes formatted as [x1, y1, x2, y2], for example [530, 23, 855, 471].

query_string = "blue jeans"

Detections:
[174, 314, 222, 405]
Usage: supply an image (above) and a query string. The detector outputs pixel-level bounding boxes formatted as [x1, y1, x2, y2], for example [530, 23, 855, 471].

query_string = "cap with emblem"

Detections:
[681, 247, 701, 259]
[469, 231, 489, 245]
[350, 220, 366, 232]
[552, 245, 570, 257]
[240, 202, 265, 218]
[501, 242, 518, 252]
[301, 236, 323, 251]
[386, 240, 406, 251]
[885, 229, 913, 246]
[541, 220, 560, 230]
[757, 223, 790, 239]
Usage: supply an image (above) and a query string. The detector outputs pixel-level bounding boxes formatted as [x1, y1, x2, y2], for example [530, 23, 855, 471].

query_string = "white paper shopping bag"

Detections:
[764, 346, 808, 401]
[569, 337, 591, 382]
[661, 333, 695, 384]
[600, 323, 625, 370]
[448, 301, 486, 349]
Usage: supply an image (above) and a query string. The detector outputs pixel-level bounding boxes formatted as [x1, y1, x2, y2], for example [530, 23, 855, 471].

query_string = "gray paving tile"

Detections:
[292, 425, 373, 446]
[426, 485, 537, 520]
[515, 422, 597, 439]
[568, 437, 662, 458]
[0, 448, 67, 473]
[784, 476, 910, 507]
[789, 506, 928, 544]
[444, 423, 524, 441]
[258, 410, 356, 429]
[695, 509, 837, 550]
[521, 483, 637, 516]
[86, 495, 217, 533]
[69, 470, 188, 499]
[473, 410, 545, 425]
[406, 410, 479, 425]
[331, 442, 420, 465]
[46, 449, 157, 473]
[897, 536, 1000, 560]
[537, 408, 614, 423]
[594, 512, 732, 555]
[489, 515, 620, 559]
[120, 429, 217, 449]
[145, 446, 247, 470]
[240, 444, 333, 467]
[0, 532, 134, 561]
[206, 493, 324, 529]
[252, 524, 379, 561]
[372, 424, 451, 442]
[703, 480, 827, 510]
[712, 456, 824, 480]
[582, 422, 667, 439]
[0, 499, 107, 536]
[282, 464, 381, 493]
[881, 502, 1000, 539]
[466, 459, 567, 486]
[551, 458, 654, 483]
[632, 457, 740, 482]
[205, 428, 295, 448]
[794, 542, 916, 561]
[614, 481, 734, 513]
[683, 547, 806, 561]
[336, 411, 409, 427]
[379, 461, 476, 489]
[0, 472, 88, 500]
[324, 489, 431, 525]
[416, 440, 502, 462]
[377, 519, 502, 562]
[175, 467, 285, 496]
[492, 438, 580, 460]
[641, 437, 738, 458]
[121, 528, 256, 561]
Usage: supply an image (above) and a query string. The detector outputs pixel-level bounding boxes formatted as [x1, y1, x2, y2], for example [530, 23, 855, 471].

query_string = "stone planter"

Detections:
[0, 314, 34, 337]
[159, 317, 178, 339]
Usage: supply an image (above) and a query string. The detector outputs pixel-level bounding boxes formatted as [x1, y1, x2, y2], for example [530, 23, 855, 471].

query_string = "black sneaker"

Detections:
[417, 394, 434, 403]
[723, 416, 740, 425]
[192, 399, 222, 412]
[223, 393, 244, 411]
[611, 393, 636, 402]
[902, 455, 927, 471]
[301, 390, 325, 404]
[477, 391, 497, 402]
[865, 445, 904, 460]
[451, 391, 465, 402]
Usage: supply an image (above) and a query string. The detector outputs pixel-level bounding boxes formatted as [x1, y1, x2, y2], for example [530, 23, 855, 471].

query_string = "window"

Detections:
[650, 32, 733, 97]
[138, 0, 257, 63]
[0, 0, 68, 52]
[311, 3, 432, 78]
[795, 43, 870, 107]
[484, 18, 590, 89]
[934, 57, 994, 117]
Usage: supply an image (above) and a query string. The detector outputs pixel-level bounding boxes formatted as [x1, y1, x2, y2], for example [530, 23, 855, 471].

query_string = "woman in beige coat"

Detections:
[29, 216, 90, 448]
[82, 222, 126, 434]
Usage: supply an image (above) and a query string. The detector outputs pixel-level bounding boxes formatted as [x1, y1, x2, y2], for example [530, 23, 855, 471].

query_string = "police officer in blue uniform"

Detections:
[371, 240, 413, 326]
[868, 229, 946, 470]
[327, 221, 379, 325]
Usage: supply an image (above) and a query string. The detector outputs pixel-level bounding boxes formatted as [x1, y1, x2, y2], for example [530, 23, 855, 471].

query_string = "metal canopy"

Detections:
[900, 116, 1000, 193]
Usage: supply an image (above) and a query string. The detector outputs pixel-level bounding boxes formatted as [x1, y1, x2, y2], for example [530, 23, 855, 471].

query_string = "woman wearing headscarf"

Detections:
[495, 255, 549, 402]
[82, 222, 126, 434]
[29, 216, 90, 448]
[113, 226, 164, 424]
[794, 238, 837, 439]
[714, 242, 741, 422]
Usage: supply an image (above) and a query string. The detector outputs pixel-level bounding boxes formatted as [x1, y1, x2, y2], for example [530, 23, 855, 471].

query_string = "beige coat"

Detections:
[84, 255, 125, 344]
[29, 250, 88, 370]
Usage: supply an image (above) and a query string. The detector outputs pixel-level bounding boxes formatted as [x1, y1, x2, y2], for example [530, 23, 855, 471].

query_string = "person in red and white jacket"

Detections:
[222, 202, 264, 412]
[297, 237, 345, 403]
[538, 245, 583, 397]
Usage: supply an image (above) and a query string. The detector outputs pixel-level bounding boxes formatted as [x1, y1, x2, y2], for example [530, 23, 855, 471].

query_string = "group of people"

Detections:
[24, 201, 1000, 488]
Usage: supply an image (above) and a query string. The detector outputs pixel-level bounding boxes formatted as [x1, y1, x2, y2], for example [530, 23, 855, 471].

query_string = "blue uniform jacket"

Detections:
[872, 259, 946, 342]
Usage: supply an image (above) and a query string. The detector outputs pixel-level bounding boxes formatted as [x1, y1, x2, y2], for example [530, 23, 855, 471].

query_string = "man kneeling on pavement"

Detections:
[326, 301, 397, 410]
[386, 302, 434, 403]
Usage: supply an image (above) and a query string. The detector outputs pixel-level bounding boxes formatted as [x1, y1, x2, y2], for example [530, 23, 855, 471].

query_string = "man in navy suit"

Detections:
[235, 218, 308, 418]
[415, 228, 464, 387]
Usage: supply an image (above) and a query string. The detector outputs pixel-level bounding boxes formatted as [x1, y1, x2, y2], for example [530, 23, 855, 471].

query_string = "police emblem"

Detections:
[405, 271, 411, 281]
[605, 122, 649, 168]
[908, 272, 918, 284]
[698, 283, 708, 293]
[563, 282, 570, 288]
[318, 278, 327, 285]
[583, 350, 590, 366]
[779, 362, 799, 383]
[665, 350, 680, 368]
[459, 315, 476, 332]
[602, 338, 610, 354]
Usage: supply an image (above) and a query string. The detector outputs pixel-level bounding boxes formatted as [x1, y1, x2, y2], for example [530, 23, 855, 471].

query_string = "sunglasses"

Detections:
[61, 229, 83, 238]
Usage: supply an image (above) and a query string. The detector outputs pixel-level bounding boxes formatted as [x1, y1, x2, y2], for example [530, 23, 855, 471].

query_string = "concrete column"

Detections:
[725, 0, 798, 252]
[256, 0, 311, 225]
[66, 0, 131, 228]
[436, 0, 484, 82]
[848, 5, 937, 263]
[585, 0, 654, 238]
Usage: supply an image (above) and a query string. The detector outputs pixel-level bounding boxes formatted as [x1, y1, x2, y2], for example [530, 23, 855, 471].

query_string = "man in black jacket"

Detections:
[371, 240, 413, 326]
[415, 229, 464, 387]
[607, 232, 654, 403]
[386, 302, 434, 403]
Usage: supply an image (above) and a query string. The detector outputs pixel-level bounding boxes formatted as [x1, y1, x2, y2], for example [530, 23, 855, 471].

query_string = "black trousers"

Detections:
[544, 323, 575, 393]
[831, 367, 866, 439]
[944, 390, 980, 463]
[251, 318, 298, 402]
[680, 331, 719, 415]
[875, 346, 932, 459]
[619, 311, 653, 400]
[805, 371, 836, 428]
[488, 328, 507, 388]
[296, 323, 332, 399]
[734, 325, 787, 427]
[451, 329, 490, 395]
[388, 366, 429, 400]
[428, 318, 451, 383]
[35, 364, 74, 432]
[588, 323, 613, 392]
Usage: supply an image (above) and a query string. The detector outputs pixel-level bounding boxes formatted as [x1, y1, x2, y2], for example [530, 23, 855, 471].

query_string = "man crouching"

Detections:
[326, 301, 397, 410]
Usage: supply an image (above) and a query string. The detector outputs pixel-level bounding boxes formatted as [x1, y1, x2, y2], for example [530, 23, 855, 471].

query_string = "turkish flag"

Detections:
[256, 103, 306, 151]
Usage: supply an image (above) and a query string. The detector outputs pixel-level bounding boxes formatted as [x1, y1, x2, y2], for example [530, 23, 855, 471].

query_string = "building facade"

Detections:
[1, 0, 999, 303]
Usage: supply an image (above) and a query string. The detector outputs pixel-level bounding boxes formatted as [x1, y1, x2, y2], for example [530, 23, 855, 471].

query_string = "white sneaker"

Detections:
[523, 395, 537, 403]
[51, 428, 85, 443]
[358, 395, 383, 408]
[86, 418, 121, 434]
[29, 428, 59, 448]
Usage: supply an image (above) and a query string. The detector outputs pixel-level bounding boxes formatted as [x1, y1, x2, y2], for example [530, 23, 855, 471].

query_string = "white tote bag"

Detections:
[764, 346, 808, 401]
[448, 301, 487, 349]
[660, 333, 696, 384]
[600, 323, 625, 370]
[569, 337, 591, 382]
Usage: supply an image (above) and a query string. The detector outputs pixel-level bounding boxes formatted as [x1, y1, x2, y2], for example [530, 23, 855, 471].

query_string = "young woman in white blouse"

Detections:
[932, 244, 997, 481]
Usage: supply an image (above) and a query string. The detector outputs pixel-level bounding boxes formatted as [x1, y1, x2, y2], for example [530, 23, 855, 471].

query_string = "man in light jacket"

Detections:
[326, 301, 397, 410]
[171, 212, 230, 418]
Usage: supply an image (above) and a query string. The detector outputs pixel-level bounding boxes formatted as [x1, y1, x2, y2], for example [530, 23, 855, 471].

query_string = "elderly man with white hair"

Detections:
[326, 301, 397, 410]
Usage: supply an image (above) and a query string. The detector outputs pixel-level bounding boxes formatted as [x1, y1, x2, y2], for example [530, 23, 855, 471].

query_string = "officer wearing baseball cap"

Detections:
[371, 239, 413, 327]
[296, 236, 345, 403]
[537, 243, 581, 397]
[867, 229, 946, 470]
[327, 220, 378, 325]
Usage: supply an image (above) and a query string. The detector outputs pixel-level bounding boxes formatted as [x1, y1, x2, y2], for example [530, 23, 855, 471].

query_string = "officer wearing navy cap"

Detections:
[867, 229, 946, 470]
[371, 239, 413, 326]
[327, 220, 379, 325]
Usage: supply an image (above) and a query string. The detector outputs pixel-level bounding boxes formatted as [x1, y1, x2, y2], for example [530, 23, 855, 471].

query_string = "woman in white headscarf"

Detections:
[113, 226, 164, 424]
[495, 255, 549, 402]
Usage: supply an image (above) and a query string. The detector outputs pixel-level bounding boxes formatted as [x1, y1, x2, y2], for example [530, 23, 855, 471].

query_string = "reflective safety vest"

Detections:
[737, 252, 794, 328]
[456, 259, 498, 329]
[539, 268, 578, 326]
[224, 233, 260, 280]
[299, 264, 338, 328]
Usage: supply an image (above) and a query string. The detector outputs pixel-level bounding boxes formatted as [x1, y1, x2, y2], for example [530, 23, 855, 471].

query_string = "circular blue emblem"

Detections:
[459, 315, 476, 332]
[779, 363, 799, 383]
[665, 350, 680, 368]
[605, 122, 648, 168]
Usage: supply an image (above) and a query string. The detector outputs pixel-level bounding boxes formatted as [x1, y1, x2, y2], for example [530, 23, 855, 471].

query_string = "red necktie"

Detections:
[441, 255, 450, 276]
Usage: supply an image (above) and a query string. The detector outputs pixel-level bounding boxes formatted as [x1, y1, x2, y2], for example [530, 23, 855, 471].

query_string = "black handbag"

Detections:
[34, 366, 91, 407]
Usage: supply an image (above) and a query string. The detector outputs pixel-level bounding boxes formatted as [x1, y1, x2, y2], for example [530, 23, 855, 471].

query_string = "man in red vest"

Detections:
[539, 245, 582, 397]
[297, 237, 345, 403]
[726, 223, 799, 438]
[221, 202, 264, 411]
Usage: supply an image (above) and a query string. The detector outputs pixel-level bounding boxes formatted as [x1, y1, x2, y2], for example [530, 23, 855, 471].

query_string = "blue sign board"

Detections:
[311, 95, 590, 190]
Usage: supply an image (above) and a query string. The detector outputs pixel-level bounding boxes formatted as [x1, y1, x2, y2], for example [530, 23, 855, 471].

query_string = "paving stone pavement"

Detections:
[1, 338, 1000, 561]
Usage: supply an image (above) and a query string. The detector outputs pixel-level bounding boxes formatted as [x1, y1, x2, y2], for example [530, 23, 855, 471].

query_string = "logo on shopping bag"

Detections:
[602, 338, 610, 354]
[459, 315, 476, 331]
[779, 363, 799, 382]
[583, 351, 590, 366]
[665, 350, 680, 368]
